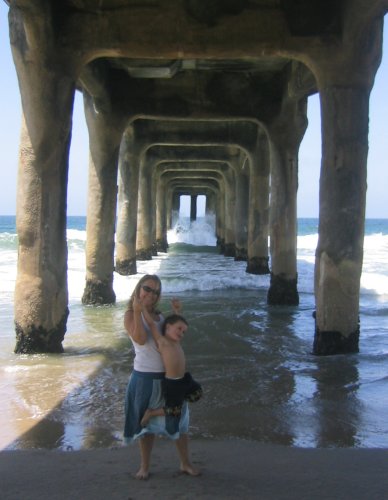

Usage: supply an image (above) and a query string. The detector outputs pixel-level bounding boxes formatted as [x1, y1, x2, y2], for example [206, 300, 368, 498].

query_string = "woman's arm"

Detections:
[124, 298, 148, 345]
[142, 307, 163, 347]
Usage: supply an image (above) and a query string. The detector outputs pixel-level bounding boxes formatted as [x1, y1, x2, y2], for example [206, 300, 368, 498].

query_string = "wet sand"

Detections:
[1, 438, 388, 500]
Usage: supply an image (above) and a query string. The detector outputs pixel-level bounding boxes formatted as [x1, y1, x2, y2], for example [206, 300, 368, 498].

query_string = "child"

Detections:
[141, 310, 202, 436]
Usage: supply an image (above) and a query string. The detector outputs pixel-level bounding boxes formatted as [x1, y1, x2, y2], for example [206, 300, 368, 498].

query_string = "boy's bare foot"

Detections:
[180, 463, 201, 476]
[140, 409, 151, 427]
[135, 467, 150, 480]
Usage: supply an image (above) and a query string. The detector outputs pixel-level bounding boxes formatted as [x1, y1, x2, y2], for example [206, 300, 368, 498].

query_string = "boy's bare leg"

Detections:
[140, 409, 153, 427]
[136, 434, 155, 479]
[141, 408, 164, 427]
[175, 433, 201, 476]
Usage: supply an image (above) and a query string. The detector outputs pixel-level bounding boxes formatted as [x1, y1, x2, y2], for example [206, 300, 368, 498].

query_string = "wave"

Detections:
[1, 217, 387, 300]
[67, 229, 87, 242]
[0, 232, 18, 250]
[2, 223, 387, 253]
[168, 216, 217, 246]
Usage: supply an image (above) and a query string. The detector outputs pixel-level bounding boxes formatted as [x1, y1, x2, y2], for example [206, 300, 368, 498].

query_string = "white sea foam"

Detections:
[297, 233, 318, 252]
[67, 228, 87, 241]
[167, 215, 217, 246]
[1, 219, 388, 304]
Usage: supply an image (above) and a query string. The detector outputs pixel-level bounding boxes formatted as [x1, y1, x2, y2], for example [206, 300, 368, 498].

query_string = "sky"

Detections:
[1, 4, 387, 218]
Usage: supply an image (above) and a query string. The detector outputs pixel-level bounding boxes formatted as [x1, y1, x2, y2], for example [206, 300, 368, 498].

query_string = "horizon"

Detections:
[1, 5, 387, 219]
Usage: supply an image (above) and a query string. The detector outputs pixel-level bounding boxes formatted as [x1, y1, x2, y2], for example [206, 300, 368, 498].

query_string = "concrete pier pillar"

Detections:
[222, 166, 237, 257]
[136, 160, 154, 260]
[81, 92, 122, 305]
[115, 130, 139, 275]
[155, 177, 169, 252]
[10, 7, 75, 352]
[190, 195, 198, 222]
[310, 16, 383, 354]
[171, 193, 180, 227]
[234, 167, 249, 261]
[313, 85, 371, 354]
[267, 92, 308, 305]
[150, 174, 158, 256]
[205, 193, 216, 216]
[215, 188, 224, 251]
[246, 131, 270, 274]
[166, 190, 173, 230]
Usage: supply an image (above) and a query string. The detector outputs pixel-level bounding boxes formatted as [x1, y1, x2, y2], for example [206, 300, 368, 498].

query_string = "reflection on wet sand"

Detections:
[312, 357, 361, 447]
[2, 357, 103, 450]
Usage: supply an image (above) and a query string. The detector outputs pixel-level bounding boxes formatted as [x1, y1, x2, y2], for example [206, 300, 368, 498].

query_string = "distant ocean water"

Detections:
[0, 215, 388, 450]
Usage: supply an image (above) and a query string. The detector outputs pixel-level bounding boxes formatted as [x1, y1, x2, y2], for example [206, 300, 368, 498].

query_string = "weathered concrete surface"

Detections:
[81, 92, 123, 305]
[6, 0, 388, 354]
[10, 8, 75, 353]
[313, 86, 371, 354]
[267, 75, 309, 305]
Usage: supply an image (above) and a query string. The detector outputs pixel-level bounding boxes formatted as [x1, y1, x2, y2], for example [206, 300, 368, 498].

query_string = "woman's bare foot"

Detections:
[180, 463, 201, 476]
[140, 409, 152, 427]
[135, 467, 150, 480]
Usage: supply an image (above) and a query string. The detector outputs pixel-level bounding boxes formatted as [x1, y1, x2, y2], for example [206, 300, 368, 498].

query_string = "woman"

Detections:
[123, 274, 199, 479]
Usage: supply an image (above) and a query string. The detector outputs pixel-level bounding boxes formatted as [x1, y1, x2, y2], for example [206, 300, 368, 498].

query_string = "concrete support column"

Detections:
[115, 130, 139, 275]
[311, 15, 383, 354]
[166, 189, 173, 229]
[81, 92, 122, 304]
[171, 192, 180, 227]
[151, 174, 158, 256]
[215, 188, 225, 251]
[204, 191, 217, 241]
[10, 7, 74, 353]
[155, 177, 168, 252]
[234, 168, 249, 261]
[136, 160, 153, 260]
[267, 97, 308, 305]
[205, 193, 216, 216]
[313, 85, 370, 354]
[222, 164, 236, 257]
[190, 195, 197, 222]
[246, 131, 270, 274]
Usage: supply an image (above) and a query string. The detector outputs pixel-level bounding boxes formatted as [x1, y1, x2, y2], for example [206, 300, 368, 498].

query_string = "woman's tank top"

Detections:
[131, 313, 165, 372]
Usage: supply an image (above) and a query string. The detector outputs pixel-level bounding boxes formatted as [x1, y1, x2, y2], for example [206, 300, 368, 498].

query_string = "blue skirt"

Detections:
[123, 370, 189, 443]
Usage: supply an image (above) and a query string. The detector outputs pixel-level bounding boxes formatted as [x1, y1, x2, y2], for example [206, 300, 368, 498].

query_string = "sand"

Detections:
[1, 438, 388, 499]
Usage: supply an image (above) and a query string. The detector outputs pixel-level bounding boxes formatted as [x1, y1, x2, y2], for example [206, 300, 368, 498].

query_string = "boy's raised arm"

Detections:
[171, 298, 182, 314]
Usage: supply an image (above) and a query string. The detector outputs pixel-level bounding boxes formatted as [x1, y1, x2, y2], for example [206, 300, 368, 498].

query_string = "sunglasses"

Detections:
[141, 285, 160, 296]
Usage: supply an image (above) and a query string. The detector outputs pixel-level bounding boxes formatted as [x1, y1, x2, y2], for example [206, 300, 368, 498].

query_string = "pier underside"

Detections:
[5, 0, 386, 354]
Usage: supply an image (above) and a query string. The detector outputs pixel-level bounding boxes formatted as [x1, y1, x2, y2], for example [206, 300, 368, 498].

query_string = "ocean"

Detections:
[1, 215, 388, 450]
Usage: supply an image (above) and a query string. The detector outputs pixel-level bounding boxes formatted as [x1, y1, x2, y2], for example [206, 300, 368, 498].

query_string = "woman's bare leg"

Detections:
[136, 434, 155, 479]
[175, 433, 200, 476]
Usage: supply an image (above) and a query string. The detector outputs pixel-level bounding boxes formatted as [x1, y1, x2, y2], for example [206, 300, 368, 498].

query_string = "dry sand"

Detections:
[1, 438, 388, 499]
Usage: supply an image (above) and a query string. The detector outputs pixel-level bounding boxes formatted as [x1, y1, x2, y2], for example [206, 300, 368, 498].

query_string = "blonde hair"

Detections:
[126, 274, 162, 312]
